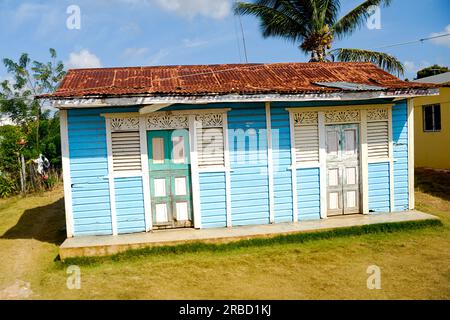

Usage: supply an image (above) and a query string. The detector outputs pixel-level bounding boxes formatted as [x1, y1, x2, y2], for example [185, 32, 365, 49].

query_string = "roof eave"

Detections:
[47, 88, 439, 109]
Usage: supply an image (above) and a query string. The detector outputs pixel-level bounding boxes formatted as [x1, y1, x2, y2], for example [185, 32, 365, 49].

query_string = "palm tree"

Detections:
[234, 0, 404, 76]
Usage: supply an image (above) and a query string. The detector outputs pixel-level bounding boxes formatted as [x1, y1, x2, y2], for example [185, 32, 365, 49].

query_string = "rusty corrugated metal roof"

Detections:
[42, 62, 436, 99]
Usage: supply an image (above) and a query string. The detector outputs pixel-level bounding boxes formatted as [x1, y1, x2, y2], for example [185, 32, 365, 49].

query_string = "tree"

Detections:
[0, 48, 65, 147]
[416, 65, 449, 80]
[0, 49, 65, 195]
[235, 0, 404, 75]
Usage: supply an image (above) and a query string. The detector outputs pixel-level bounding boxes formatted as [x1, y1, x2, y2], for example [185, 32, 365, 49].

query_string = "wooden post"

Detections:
[19, 156, 24, 194]
[21, 154, 26, 194]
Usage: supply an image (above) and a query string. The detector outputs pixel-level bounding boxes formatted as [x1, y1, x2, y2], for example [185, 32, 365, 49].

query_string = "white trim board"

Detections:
[105, 118, 118, 236]
[318, 112, 327, 219]
[189, 115, 202, 229]
[139, 117, 152, 232]
[360, 109, 369, 214]
[59, 110, 75, 238]
[266, 102, 275, 224]
[407, 99, 415, 209]
[223, 113, 232, 228]
[289, 112, 298, 223]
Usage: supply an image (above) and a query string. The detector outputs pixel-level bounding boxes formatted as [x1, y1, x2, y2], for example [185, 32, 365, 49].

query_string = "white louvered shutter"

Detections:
[111, 131, 142, 172]
[367, 121, 389, 159]
[197, 127, 225, 167]
[295, 124, 320, 163]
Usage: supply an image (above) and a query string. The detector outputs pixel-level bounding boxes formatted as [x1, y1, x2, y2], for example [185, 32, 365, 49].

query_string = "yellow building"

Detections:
[413, 72, 450, 170]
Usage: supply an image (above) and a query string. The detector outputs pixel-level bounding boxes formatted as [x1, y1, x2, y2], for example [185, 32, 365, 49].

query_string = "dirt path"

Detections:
[0, 189, 65, 299]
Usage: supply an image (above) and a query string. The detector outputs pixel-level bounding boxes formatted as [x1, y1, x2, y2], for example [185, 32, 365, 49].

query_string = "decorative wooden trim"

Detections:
[101, 108, 231, 118]
[146, 114, 189, 130]
[407, 99, 415, 209]
[289, 112, 298, 223]
[293, 111, 318, 125]
[324, 109, 361, 124]
[388, 107, 395, 212]
[286, 104, 395, 113]
[105, 118, 118, 236]
[139, 117, 152, 232]
[367, 108, 389, 122]
[59, 110, 74, 238]
[266, 102, 275, 224]
[360, 109, 369, 214]
[110, 116, 140, 131]
[196, 113, 224, 128]
[189, 115, 202, 229]
[223, 113, 232, 228]
[318, 112, 327, 219]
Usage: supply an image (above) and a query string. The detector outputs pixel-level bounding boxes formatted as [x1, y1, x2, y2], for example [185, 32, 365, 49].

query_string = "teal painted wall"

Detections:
[114, 177, 146, 234]
[68, 107, 138, 236]
[297, 168, 321, 220]
[66, 98, 410, 236]
[392, 101, 409, 211]
[199, 172, 227, 228]
[368, 162, 391, 212]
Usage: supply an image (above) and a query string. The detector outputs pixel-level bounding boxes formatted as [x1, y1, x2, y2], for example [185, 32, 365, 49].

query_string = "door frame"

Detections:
[287, 104, 395, 220]
[324, 123, 362, 216]
[147, 129, 194, 229]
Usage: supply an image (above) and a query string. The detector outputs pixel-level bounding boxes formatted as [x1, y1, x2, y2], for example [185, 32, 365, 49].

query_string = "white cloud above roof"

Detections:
[66, 49, 102, 69]
[152, 0, 232, 19]
[430, 25, 450, 48]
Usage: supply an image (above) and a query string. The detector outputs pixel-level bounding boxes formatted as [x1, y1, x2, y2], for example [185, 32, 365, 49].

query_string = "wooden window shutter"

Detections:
[293, 112, 319, 163]
[111, 131, 142, 172]
[197, 127, 225, 167]
[367, 121, 389, 159]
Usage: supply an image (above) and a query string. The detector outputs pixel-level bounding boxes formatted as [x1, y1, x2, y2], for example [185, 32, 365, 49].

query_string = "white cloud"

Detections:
[152, 0, 232, 19]
[182, 38, 209, 48]
[430, 25, 450, 48]
[404, 60, 431, 79]
[66, 49, 102, 69]
[148, 49, 170, 65]
[123, 47, 150, 59]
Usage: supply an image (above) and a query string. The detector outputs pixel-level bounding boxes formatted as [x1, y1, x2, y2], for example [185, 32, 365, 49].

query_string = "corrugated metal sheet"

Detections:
[44, 62, 436, 99]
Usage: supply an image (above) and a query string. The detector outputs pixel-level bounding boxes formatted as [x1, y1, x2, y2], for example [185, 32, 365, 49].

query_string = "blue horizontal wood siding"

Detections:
[68, 107, 139, 236]
[114, 177, 146, 234]
[368, 162, 391, 213]
[297, 168, 321, 220]
[228, 104, 270, 226]
[392, 100, 409, 211]
[199, 172, 227, 228]
[271, 106, 294, 223]
[68, 108, 112, 236]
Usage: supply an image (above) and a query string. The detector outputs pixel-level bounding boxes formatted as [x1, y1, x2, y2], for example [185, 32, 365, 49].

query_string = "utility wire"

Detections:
[373, 33, 450, 50]
[235, 0, 249, 63]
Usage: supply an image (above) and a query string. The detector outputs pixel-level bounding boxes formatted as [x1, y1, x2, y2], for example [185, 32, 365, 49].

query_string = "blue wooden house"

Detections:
[44, 62, 436, 238]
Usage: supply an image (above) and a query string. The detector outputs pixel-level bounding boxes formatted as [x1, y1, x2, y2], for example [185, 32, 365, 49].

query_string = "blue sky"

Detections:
[0, 0, 449, 82]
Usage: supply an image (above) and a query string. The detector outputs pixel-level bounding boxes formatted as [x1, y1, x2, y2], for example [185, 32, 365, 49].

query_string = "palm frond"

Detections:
[330, 48, 404, 76]
[333, 0, 391, 39]
[234, 1, 312, 42]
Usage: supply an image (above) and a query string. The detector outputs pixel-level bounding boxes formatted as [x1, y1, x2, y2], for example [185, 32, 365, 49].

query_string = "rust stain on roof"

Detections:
[43, 62, 436, 99]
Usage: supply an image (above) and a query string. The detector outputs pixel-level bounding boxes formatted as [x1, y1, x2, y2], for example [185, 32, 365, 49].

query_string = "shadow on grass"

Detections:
[0, 198, 66, 245]
[416, 168, 450, 202]
[62, 219, 443, 266]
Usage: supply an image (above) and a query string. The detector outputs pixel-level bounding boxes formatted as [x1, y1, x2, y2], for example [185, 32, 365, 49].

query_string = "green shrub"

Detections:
[0, 175, 17, 198]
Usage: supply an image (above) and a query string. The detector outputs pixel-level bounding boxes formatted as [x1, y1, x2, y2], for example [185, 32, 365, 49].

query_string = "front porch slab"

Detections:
[59, 211, 439, 260]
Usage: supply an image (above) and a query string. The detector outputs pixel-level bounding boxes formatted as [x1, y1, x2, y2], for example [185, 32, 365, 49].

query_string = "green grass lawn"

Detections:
[0, 169, 449, 299]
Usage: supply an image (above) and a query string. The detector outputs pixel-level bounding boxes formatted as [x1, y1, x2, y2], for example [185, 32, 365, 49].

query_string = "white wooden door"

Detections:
[326, 124, 360, 216]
